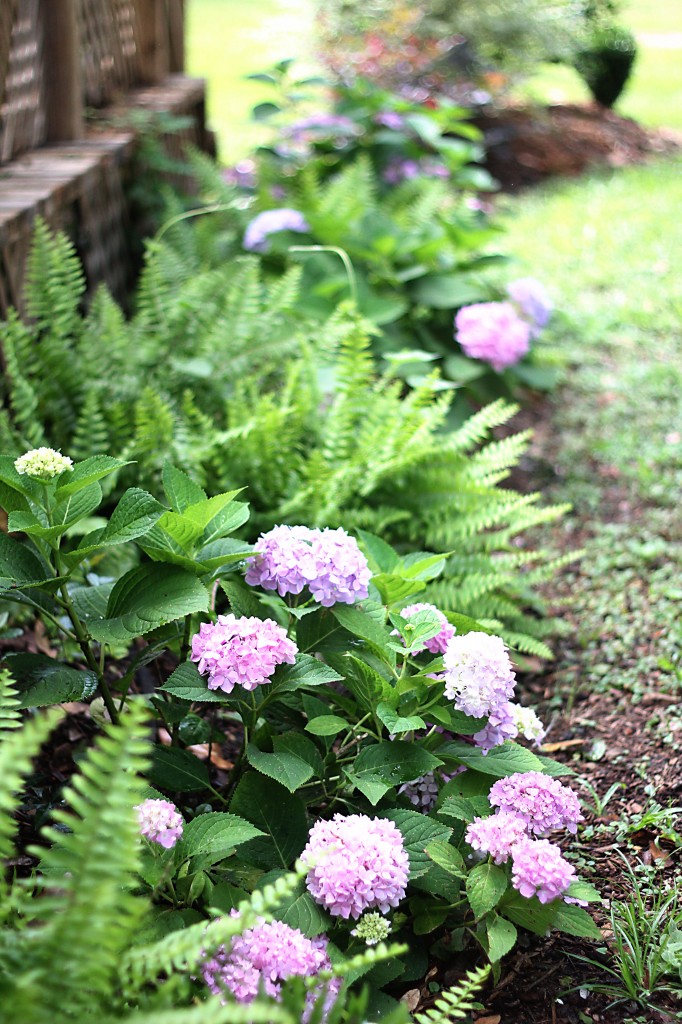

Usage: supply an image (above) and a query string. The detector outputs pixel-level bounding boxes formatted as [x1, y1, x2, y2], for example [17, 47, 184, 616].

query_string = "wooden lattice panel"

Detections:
[0, 0, 46, 164]
[78, 0, 138, 108]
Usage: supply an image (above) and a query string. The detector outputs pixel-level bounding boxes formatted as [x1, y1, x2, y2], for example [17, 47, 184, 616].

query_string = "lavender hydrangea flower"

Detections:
[489, 771, 583, 835]
[284, 113, 358, 140]
[135, 798, 184, 849]
[443, 632, 517, 718]
[507, 277, 553, 336]
[202, 916, 340, 1012]
[243, 208, 310, 253]
[473, 700, 518, 754]
[398, 602, 455, 654]
[190, 614, 297, 693]
[465, 809, 529, 864]
[454, 301, 532, 372]
[374, 110, 406, 130]
[303, 814, 409, 919]
[245, 525, 371, 607]
[510, 837, 576, 903]
[398, 770, 441, 811]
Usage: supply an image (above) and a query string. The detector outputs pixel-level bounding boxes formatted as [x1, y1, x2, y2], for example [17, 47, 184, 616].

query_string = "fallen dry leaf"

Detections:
[475, 1015, 501, 1024]
[541, 739, 585, 752]
[400, 989, 420, 1013]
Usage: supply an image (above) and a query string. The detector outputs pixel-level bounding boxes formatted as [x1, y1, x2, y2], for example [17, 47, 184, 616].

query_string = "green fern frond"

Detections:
[0, 708, 59, 863]
[24, 217, 85, 340]
[0, 670, 21, 733]
[414, 964, 490, 1023]
[102, 1002, 295, 1024]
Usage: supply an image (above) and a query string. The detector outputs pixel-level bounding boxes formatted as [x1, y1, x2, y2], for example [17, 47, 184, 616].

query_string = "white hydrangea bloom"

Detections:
[14, 447, 73, 480]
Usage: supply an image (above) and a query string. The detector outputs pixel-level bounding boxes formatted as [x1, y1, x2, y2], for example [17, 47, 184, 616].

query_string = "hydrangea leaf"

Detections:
[230, 773, 308, 869]
[2, 652, 98, 708]
[305, 715, 349, 737]
[88, 565, 209, 643]
[159, 661, 226, 703]
[54, 455, 129, 498]
[162, 462, 207, 513]
[437, 740, 544, 778]
[177, 812, 264, 858]
[486, 913, 518, 962]
[148, 746, 210, 793]
[466, 862, 508, 920]
[378, 808, 452, 879]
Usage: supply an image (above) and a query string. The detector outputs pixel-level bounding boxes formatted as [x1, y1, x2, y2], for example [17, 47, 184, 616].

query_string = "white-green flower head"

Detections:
[14, 447, 74, 481]
[350, 911, 392, 946]
[511, 704, 546, 744]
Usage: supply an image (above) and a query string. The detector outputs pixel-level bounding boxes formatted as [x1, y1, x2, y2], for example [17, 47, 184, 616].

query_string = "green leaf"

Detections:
[159, 660, 226, 702]
[486, 913, 517, 962]
[566, 881, 601, 904]
[347, 742, 443, 807]
[400, 552, 448, 581]
[178, 812, 264, 857]
[424, 839, 466, 878]
[372, 573, 426, 605]
[331, 605, 394, 665]
[0, 531, 52, 589]
[305, 714, 348, 737]
[162, 462, 206, 512]
[379, 808, 452, 879]
[9, 483, 103, 543]
[88, 564, 209, 643]
[428, 706, 481, 735]
[230, 773, 308, 869]
[342, 655, 393, 713]
[412, 273, 485, 310]
[357, 530, 400, 573]
[437, 740, 544, 778]
[376, 702, 426, 735]
[535, 755, 575, 777]
[0, 455, 42, 503]
[3, 652, 98, 708]
[73, 488, 165, 558]
[389, 607, 443, 653]
[274, 732, 324, 778]
[466, 862, 508, 920]
[221, 579, 268, 619]
[275, 883, 333, 938]
[148, 746, 210, 792]
[551, 902, 602, 939]
[271, 653, 343, 693]
[438, 794, 491, 823]
[247, 744, 314, 793]
[55, 455, 128, 498]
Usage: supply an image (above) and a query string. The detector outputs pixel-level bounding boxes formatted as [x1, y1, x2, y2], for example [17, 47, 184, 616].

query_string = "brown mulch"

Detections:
[474, 103, 681, 192]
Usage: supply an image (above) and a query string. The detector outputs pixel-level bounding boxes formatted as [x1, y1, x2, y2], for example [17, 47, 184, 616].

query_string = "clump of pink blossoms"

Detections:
[303, 814, 409, 919]
[454, 301, 531, 372]
[398, 602, 455, 654]
[191, 614, 297, 693]
[245, 524, 371, 607]
[443, 631, 517, 719]
[202, 916, 340, 1013]
[465, 809, 528, 865]
[489, 771, 583, 835]
[510, 837, 576, 903]
[507, 277, 553, 337]
[135, 798, 184, 849]
[243, 208, 310, 252]
[472, 699, 519, 754]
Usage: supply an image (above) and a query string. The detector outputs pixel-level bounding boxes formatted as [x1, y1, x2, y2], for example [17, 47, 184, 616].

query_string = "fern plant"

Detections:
[414, 965, 491, 1023]
[0, 221, 571, 655]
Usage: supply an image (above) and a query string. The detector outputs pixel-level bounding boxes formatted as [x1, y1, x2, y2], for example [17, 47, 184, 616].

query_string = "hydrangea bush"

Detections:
[0, 453, 599, 1016]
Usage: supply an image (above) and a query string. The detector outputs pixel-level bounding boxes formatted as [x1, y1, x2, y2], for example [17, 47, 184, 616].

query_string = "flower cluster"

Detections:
[465, 772, 582, 904]
[472, 700, 518, 755]
[303, 814, 409, 919]
[202, 916, 340, 1011]
[243, 208, 310, 253]
[507, 277, 553, 337]
[443, 631, 516, 719]
[489, 771, 583, 835]
[454, 302, 532, 373]
[14, 447, 74, 480]
[190, 614, 297, 693]
[383, 157, 449, 184]
[398, 602, 455, 654]
[351, 911, 392, 946]
[398, 770, 440, 811]
[135, 798, 184, 849]
[245, 524, 371, 607]
[511, 838, 576, 904]
[283, 113, 359, 141]
[511, 704, 546, 745]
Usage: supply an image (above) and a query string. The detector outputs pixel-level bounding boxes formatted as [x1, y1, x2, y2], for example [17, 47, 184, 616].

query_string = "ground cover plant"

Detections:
[0, 448, 599, 1019]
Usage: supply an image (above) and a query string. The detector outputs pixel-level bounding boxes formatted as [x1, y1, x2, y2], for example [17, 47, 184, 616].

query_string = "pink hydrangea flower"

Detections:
[245, 525, 371, 607]
[398, 602, 456, 654]
[507, 277, 553, 336]
[473, 700, 518, 754]
[303, 814, 409, 919]
[190, 614, 297, 693]
[454, 301, 531, 372]
[135, 798, 184, 849]
[510, 837, 576, 903]
[202, 916, 340, 1014]
[465, 809, 529, 864]
[489, 771, 583, 835]
[243, 208, 310, 252]
[443, 632, 517, 719]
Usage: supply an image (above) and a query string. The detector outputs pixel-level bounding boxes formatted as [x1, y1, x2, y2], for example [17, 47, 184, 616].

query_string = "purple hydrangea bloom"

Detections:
[222, 159, 256, 190]
[465, 809, 529, 864]
[489, 771, 583, 835]
[375, 110, 406, 130]
[284, 114, 358, 140]
[202, 916, 340, 1013]
[303, 814, 409, 919]
[243, 208, 310, 253]
[454, 301, 532, 373]
[190, 614, 297, 693]
[398, 768, 459, 811]
[473, 700, 518, 754]
[135, 798, 184, 849]
[245, 525, 371, 607]
[443, 632, 517, 719]
[398, 602, 456, 654]
[511, 837, 576, 903]
[507, 277, 553, 336]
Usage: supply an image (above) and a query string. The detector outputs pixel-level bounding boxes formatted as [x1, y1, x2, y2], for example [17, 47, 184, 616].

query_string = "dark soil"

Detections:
[474, 103, 680, 192]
